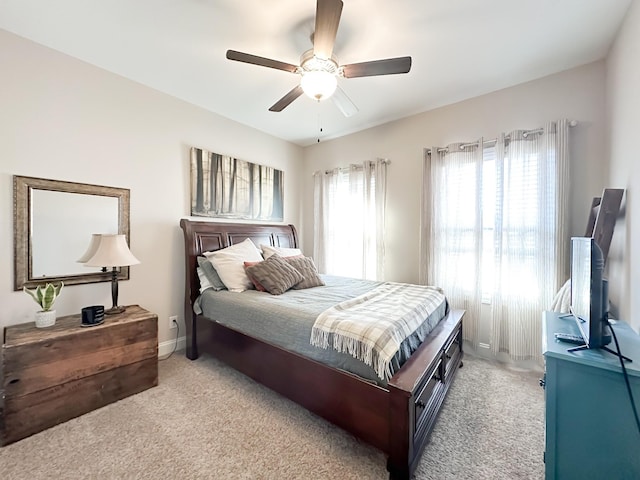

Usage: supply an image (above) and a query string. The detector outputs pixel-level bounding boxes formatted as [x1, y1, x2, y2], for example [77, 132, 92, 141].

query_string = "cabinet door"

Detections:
[544, 357, 558, 480]
[548, 358, 640, 480]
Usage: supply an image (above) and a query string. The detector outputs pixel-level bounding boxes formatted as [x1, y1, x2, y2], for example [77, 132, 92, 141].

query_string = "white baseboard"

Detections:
[158, 335, 186, 359]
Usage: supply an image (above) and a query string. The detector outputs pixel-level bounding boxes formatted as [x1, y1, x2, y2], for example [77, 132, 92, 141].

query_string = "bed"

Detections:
[180, 219, 464, 479]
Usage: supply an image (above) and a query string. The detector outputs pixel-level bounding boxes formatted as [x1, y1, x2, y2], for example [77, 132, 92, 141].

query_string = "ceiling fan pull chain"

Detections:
[317, 110, 327, 143]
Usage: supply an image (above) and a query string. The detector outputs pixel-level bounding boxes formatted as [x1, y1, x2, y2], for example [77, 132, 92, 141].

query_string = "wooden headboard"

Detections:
[179, 219, 298, 352]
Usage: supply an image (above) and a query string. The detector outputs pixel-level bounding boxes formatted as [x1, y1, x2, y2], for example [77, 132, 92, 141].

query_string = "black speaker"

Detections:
[81, 305, 105, 327]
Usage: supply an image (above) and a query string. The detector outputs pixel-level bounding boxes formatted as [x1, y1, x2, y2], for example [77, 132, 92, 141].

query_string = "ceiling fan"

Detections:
[226, 0, 412, 117]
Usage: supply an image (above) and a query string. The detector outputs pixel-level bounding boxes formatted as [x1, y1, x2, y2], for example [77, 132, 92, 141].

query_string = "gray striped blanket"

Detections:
[310, 282, 445, 381]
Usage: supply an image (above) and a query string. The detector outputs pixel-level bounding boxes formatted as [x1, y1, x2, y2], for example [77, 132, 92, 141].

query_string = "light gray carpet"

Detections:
[0, 352, 544, 479]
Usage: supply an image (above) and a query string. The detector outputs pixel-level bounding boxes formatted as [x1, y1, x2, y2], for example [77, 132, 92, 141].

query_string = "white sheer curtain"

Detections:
[490, 120, 570, 359]
[313, 159, 387, 280]
[420, 143, 483, 350]
[421, 120, 570, 360]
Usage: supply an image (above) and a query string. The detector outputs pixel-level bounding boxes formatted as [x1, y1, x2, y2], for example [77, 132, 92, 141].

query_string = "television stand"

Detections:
[543, 311, 640, 479]
[567, 343, 633, 362]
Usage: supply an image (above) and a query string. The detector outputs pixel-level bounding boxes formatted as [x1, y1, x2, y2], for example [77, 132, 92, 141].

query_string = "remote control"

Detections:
[554, 332, 585, 345]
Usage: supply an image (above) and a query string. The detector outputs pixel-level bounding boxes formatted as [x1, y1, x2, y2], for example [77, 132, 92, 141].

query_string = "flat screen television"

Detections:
[570, 237, 611, 349]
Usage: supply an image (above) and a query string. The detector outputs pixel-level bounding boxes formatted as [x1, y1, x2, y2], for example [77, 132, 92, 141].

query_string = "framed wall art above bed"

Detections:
[190, 147, 284, 221]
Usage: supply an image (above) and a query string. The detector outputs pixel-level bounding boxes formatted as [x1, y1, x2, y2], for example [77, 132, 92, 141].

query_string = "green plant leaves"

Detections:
[23, 281, 64, 311]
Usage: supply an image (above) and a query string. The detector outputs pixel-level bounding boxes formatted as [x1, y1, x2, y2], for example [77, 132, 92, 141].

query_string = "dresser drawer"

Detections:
[443, 326, 462, 378]
[414, 357, 443, 435]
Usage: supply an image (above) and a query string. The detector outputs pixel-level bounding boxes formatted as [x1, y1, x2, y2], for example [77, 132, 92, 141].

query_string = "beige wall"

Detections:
[302, 62, 609, 287]
[2, 18, 631, 359]
[0, 30, 304, 351]
[607, 0, 640, 329]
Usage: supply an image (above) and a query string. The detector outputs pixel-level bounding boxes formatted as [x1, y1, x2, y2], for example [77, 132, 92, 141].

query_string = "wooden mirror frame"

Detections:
[13, 175, 131, 290]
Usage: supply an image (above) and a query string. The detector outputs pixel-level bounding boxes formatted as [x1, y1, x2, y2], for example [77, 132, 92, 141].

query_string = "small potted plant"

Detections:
[24, 281, 64, 328]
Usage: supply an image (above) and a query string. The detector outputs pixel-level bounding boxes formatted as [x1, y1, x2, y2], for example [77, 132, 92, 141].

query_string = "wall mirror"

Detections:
[13, 175, 130, 290]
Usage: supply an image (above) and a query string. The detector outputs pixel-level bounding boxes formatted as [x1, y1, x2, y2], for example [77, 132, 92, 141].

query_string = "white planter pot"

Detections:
[35, 310, 56, 328]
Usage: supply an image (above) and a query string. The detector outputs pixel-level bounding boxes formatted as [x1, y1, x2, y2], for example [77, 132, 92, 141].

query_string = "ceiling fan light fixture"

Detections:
[300, 70, 337, 101]
[226, 0, 411, 114]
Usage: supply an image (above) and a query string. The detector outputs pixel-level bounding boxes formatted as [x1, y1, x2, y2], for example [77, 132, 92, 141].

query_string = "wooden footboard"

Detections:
[179, 219, 464, 479]
[192, 307, 463, 480]
[387, 309, 464, 478]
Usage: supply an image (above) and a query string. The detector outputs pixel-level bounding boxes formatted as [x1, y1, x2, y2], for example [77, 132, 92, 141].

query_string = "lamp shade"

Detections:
[300, 70, 337, 101]
[85, 234, 140, 267]
[77, 234, 103, 263]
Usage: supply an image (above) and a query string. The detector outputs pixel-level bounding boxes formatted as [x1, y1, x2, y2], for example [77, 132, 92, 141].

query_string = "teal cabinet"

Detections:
[543, 311, 640, 480]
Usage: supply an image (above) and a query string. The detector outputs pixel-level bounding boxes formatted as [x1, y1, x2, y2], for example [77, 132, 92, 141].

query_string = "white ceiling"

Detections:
[0, 0, 632, 146]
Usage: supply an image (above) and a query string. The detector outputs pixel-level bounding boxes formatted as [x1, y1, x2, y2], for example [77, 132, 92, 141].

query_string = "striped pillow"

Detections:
[286, 256, 325, 290]
[245, 254, 304, 295]
[244, 261, 267, 292]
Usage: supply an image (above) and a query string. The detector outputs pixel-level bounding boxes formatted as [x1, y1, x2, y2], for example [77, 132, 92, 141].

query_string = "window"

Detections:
[313, 160, 387, 280]
[445, 143, 555, 303]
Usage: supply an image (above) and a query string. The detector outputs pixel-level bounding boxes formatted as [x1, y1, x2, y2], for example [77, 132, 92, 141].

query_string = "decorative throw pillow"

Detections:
[286, 256, 325, 290]
[197, 256, 226, 291]
[260, 244, 302, 260]
[204, 238, 263, 292]
[244, 261, 266, 292]
[245, 254, 305, 295]
[197, 267, 213, 294]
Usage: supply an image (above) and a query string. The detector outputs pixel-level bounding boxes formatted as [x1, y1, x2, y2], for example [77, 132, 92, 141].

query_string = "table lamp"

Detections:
[84, 234, 140, 314]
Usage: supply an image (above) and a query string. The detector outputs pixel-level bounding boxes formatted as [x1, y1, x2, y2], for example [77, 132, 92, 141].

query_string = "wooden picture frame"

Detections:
[13, 176, 130, 290]
[190, 147, 284, 221]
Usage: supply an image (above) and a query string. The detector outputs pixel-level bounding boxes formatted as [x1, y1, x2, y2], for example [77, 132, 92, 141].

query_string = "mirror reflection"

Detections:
[31, 190, 119, 277]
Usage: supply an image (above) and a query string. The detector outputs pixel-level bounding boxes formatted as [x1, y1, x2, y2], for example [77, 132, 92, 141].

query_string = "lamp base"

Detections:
[105, 305, 126, 315]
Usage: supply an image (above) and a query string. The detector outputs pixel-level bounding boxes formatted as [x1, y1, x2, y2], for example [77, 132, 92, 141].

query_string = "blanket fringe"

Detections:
[310, 282, 445, 382]
[311, 328, 391, 380]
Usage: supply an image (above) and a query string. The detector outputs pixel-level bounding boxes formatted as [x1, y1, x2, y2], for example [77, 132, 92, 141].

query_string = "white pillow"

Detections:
[204, 238, 263, 292]
[261, 244, 302, 260]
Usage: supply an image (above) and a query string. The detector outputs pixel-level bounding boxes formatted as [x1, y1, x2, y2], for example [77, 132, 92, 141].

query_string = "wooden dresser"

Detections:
[0, 305, 158, 445]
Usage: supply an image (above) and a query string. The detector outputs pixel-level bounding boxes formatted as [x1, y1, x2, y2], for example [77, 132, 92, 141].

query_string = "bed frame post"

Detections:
[179, 218, 200, 359]
[387, 387, 413, 479]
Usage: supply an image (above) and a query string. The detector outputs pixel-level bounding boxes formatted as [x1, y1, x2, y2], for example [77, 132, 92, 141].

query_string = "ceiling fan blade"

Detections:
[331, 86, 358, 117]
[226, 50, 299, 73]
[313, 0, 343, 59]
[269, 85, 304, 112]
[342, 56, 412, 78]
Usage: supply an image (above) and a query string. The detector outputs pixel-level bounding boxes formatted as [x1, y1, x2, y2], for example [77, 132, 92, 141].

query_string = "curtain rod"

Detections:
[425, 120, 577, 155]
[314, 158, 391, 176]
